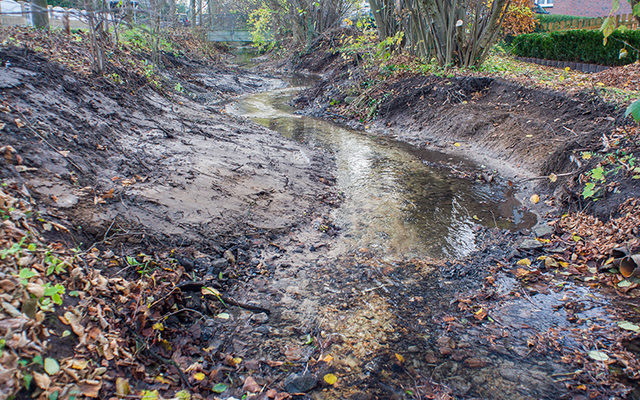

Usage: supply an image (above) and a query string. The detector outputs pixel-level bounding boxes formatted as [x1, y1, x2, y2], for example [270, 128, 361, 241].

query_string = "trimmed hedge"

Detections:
[537, 14, 589, 24]
[511, 30, 640, 66]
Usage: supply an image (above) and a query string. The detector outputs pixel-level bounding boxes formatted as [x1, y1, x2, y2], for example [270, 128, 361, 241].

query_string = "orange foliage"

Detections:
[502, 0, 537, 36]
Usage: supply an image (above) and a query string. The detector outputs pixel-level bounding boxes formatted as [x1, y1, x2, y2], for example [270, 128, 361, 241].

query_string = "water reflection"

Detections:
[227, 86, 536, 258]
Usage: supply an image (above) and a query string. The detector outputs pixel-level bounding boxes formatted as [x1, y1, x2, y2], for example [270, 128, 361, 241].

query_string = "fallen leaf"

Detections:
[115, 377, 131, 396]
[453, 142, 461, 147]
[212, 383, 228, 393]
[516, 258, 531, 266]
[215, 312, 230, 319]
[530, 194, 540, 204]
[193, 372, 205, 381]
[323, 373, 338, 385]
[548, 173, 557, 183]
[44, 357, 60, 375]
[243, 376, 261, 392]
[394, 353, 405, 363]
[33, 372, 50, 390]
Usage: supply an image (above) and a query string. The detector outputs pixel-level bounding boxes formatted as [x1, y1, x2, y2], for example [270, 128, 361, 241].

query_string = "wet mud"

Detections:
[2, 42, 639, 400]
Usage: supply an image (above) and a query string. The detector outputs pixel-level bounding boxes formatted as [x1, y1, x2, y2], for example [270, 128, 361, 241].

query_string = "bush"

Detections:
[537, 14, 590, 24]
[502, 0, 537, 36]
[511, 29, 640, 66]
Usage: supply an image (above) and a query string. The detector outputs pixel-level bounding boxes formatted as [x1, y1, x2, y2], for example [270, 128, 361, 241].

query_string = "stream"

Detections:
[223, 79, 620, 399]
[227, 80, 536, 259]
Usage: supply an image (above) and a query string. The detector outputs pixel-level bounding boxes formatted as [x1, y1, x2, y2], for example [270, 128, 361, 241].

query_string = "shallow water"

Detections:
[228, 84, 536, 259]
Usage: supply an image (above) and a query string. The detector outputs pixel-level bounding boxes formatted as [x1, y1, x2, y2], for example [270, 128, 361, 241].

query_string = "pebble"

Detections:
[518, 238, 543, 250]
[533, 223, 554, 237]
[283, 373, 318, 393]
[250, 312, 269, 324]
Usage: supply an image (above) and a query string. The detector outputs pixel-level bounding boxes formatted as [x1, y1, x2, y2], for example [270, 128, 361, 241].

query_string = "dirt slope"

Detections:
[0, 46, 334, 251]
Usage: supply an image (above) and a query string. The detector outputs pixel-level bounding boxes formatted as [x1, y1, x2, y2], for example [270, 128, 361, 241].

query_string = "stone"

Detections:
[464, 357, 487, 368]
[533, 223, 554, 237]
[224, 249, 236, 264]
[283, 373, 318, 393]
[250, 312, 269, 324]
[518, 238, 543, 250]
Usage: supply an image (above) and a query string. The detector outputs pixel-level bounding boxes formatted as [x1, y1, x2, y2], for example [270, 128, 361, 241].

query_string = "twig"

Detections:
[177, 281, 271, 314]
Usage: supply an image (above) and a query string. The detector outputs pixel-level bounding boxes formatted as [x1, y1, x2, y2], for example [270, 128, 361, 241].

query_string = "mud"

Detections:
[2, 39, 639, 400]
[0, 46, 335, 251]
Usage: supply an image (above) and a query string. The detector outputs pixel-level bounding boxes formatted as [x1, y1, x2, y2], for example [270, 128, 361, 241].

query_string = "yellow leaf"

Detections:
[395, 353, 405, 363]
[201, 286, 221, 296]
[453, 142, 461, 147]
[152, 322, 164, 331]
[530, 194, 540, 204]
[516, 258, 531, 266]
[231, 357, 242, 366]
[193, 372, 205, 381]
[155, 375, 172, 384]
[321, 354, 334, 363]
[115, 377, 131, 396]
[548, 173, 557, 183]
[323, 373, 338, 385]
[70, 359, 88, 370]
[582, 152, 592, 160]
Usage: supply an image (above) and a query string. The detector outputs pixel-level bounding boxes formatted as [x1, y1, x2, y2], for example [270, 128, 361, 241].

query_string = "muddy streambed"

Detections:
[227, 81, 536, 259]
[223, 79, 623, 399]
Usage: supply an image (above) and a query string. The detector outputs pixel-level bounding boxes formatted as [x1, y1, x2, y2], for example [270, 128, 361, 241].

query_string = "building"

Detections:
[535, 0, 633, 17]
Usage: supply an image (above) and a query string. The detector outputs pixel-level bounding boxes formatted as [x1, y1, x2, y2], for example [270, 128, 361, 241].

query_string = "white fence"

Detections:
[0, 0, 88, 29]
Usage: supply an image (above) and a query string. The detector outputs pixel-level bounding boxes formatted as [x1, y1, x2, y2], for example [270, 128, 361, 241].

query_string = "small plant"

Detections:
[174, 82, 184, 93]
[582, 165, 607, 199]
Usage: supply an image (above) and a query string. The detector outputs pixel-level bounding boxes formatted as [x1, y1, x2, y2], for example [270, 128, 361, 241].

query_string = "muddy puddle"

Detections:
[227, 82, 536, 259]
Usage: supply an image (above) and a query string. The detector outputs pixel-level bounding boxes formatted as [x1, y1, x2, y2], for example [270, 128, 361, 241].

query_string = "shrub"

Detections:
[502, 0, 537, 36]
[537, 14, 590, 24]
[511, 29, 640, 66]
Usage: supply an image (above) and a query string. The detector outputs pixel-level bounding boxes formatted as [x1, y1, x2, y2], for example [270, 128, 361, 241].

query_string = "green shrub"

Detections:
[511, 29, 640, 66]
[537, 14, 590, 24]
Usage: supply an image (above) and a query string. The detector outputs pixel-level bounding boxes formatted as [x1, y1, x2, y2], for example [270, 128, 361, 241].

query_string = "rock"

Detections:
[224, 249, 236, 265]
[250, 312, 269, 324]
[54, 194, 79, 208]
[518, 238, 543, 250]
[533, 223, 554, 237]
[464, 357, 487, 368]
[283, 373, 318, 393]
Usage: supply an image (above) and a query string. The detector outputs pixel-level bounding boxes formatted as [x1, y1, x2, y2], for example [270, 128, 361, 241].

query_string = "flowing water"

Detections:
[227, 83, 536, 259]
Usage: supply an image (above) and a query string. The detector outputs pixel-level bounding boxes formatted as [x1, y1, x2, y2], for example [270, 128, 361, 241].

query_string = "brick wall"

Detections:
[549, 0, 632, 17]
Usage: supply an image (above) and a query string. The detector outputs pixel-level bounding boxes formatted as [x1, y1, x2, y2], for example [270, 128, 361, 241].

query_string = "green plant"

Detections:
[511, 29, 640, 66]
[582, 165, 607, 199]
[627, 99, 640, 122]
[248, 6, 275, 52]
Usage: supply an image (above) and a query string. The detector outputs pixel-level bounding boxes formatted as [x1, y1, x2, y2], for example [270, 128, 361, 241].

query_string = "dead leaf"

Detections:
[243, 376, 261, 392]
[530, 194, 540, 204]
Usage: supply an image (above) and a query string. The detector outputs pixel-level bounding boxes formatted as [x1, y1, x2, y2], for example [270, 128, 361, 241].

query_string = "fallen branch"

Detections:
[177, 281, 271, 314]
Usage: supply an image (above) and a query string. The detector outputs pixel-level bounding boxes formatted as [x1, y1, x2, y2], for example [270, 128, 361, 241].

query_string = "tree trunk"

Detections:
[190, 0, 196, 27]
[31, 0, 49, 30]
[197, 0, 202, 26]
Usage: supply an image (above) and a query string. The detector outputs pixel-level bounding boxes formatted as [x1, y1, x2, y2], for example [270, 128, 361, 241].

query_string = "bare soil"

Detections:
[3, 31, 640, 400]
[0, 46, 335, 251]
